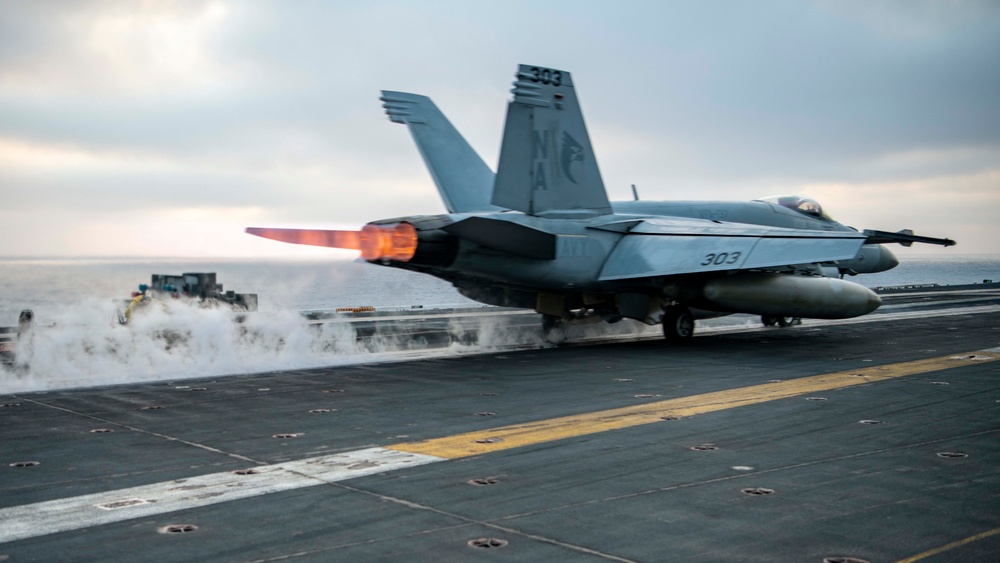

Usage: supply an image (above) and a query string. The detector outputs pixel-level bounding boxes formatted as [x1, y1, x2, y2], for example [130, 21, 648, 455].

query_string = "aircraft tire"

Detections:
[762, 315, 794, 327]
[662, 305, 694, 342]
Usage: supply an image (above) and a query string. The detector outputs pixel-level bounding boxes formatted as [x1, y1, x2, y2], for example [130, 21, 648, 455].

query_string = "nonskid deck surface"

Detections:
[2, 287, 999, 562]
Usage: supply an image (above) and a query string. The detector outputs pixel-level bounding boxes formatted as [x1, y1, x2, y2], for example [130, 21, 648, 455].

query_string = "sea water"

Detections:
[4, 254, 998, 322]
[0, 257, 478, 321]
[2, 254, 998, 392]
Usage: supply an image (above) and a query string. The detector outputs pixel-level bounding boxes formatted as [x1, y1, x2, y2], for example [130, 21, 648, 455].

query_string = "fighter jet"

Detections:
[248, 64, 954, 343]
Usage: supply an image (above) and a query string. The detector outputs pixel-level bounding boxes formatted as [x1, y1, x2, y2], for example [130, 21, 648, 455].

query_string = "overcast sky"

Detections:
[2, 0, 998, 258]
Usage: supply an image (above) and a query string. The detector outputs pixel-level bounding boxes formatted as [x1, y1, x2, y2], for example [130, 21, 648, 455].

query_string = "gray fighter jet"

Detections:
[248, 64, 954, 342]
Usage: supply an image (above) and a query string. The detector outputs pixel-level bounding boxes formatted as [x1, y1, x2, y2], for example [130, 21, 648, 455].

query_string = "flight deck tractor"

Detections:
[117, 272, 258, 325]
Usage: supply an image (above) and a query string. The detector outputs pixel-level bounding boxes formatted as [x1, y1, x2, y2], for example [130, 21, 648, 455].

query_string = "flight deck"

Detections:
[2, 285, 999, 562]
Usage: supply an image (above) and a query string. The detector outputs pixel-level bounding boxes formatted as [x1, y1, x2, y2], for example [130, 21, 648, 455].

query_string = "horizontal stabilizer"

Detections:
[443, 217, 556, 260]
[863, 229, 956, 247]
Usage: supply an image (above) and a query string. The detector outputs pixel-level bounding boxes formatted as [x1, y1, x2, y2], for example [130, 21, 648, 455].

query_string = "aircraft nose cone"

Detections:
[878, 246, 899, 272]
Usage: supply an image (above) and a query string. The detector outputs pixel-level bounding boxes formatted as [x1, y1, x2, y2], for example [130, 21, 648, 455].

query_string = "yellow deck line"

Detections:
[387, 350, 998, 459]
[895, 526, 1000, 563]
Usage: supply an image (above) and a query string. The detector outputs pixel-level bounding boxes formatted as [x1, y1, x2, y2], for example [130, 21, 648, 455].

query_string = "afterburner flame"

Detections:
[360, 222, 417, 261]
[245, 227, 361, 250]
[245, 223, 417, 262]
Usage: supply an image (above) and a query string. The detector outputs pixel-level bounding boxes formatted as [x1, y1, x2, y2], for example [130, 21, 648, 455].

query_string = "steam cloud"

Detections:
[1, 298, 564, 393]
[2, 294, 753, 394]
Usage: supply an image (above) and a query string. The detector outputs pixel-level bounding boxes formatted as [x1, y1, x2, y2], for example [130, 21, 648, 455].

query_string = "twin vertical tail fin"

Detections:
[380, 91, 501, 213]
[492, 64, 612, 216]
[382, 65, 611, 217]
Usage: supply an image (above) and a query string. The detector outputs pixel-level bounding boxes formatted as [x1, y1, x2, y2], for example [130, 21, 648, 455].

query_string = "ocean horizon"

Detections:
[3, 253, 1000, 323]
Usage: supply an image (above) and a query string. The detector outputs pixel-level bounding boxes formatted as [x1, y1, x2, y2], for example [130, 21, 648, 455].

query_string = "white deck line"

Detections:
[0, 447, 444, 545]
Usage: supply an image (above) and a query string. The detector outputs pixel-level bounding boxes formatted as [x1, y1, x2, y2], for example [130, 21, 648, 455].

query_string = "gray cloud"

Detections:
[1, 0, 997, 255]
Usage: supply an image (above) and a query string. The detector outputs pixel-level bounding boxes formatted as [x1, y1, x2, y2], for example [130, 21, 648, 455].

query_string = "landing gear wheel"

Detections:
[662, 305, 694, 343]
[761, 315, 793, 327]
[541, 314, 567, 345]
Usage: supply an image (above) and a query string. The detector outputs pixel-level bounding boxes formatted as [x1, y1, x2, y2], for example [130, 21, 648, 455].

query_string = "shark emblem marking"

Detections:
[561, 132, 584, 184]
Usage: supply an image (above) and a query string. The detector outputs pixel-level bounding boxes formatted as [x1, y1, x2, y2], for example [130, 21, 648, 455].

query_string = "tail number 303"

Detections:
[702, 251, 741, 266]
[528, 67, 563, 86]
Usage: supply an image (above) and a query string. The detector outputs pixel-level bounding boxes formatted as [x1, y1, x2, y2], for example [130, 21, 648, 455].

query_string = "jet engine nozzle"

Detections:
[360, 222, 418, 262]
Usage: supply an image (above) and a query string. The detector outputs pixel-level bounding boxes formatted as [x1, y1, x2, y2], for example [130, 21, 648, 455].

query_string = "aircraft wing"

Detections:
[596, 217, 867, 281]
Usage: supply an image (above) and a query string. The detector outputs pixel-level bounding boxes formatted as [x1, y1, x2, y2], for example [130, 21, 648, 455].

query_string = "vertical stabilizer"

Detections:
[492, 64, 612, 216]
[380, 91, 502, 213]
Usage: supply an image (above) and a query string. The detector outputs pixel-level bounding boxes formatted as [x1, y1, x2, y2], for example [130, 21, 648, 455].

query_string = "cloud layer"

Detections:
[2, 0, 998, 256]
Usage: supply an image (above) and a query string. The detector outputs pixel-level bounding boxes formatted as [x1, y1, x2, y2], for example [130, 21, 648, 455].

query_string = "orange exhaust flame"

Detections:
[246, 223, 417, 262]
[245, 227, 361, 250]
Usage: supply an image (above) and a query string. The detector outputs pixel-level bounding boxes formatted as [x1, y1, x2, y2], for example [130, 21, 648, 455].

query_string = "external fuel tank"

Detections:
[697, 273, 881, 319]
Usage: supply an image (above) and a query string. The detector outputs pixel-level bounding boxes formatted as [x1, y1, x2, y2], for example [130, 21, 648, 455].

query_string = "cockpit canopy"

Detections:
[757, 195, 834, 221]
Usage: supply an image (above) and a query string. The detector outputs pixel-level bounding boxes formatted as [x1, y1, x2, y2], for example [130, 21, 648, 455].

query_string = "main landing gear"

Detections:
[541, 314, 567, 345]
[543, 306, 697, 345]
[761, 315, 801, 328]
[662, 305, 694, 342]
